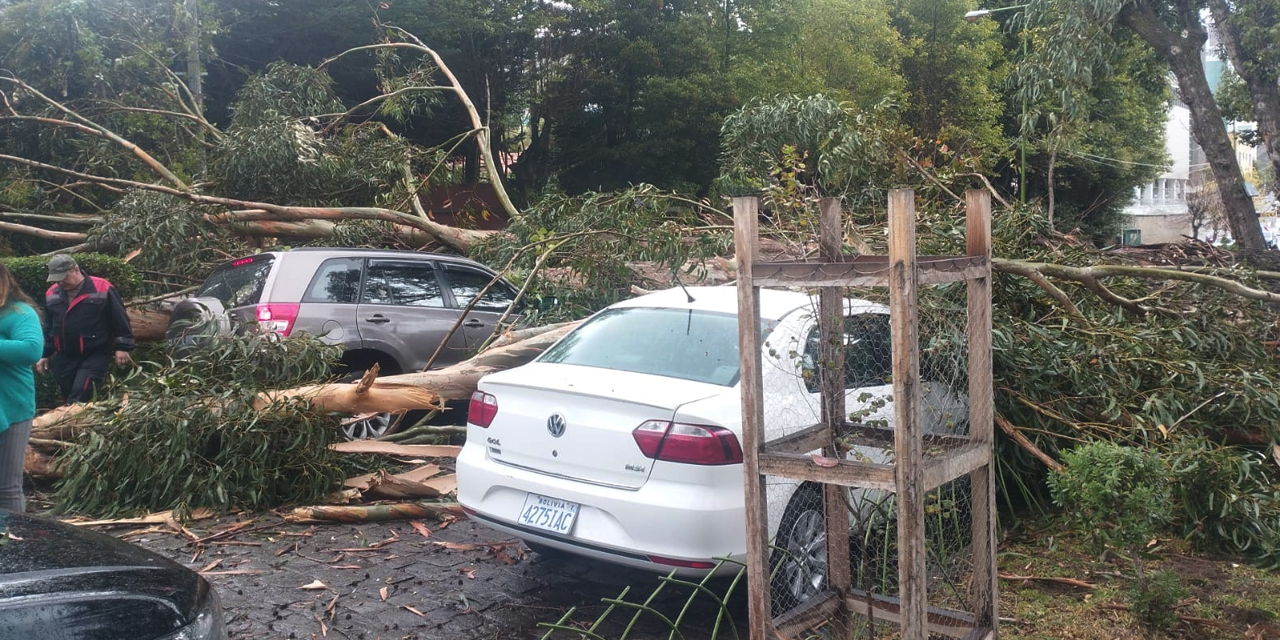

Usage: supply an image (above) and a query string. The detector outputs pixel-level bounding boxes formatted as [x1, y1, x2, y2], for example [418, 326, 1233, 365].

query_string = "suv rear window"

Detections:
[196, 255, 275, 308]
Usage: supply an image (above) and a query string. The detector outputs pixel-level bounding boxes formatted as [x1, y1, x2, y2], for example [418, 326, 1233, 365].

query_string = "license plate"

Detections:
[517, 493, 579, 535]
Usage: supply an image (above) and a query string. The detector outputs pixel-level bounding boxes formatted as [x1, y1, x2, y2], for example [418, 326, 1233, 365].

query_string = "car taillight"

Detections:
[469, 391, 498, 428]
[255, 303, 299, 336]
[646, 555, 718, 569]
[632, 420, 743, 466]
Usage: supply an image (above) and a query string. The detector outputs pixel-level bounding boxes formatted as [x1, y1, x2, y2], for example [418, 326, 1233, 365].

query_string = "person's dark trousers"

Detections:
[51, 352, 111, 404]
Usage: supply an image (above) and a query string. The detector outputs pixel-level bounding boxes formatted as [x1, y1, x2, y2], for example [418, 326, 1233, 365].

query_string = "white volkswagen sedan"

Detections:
[457, 286, 965, 606]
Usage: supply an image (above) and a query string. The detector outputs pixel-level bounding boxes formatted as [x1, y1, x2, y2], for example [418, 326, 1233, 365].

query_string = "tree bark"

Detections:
[283, 501, 464, 524]
[30, 321, 577, 439]
[128, 307, 173, 342]
[1120, 2, 1267, 250]
[1206, 0, 1280, 199]
[382, 321, 578, 401]
[0, 221, 85, 243]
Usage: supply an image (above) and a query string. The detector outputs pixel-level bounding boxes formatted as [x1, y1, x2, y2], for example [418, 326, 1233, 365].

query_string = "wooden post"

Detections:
[966, 189, 999, 636]
[735, 197, 772, 640]
[888, 189, 927, 639]
[818, 198, 853, 639]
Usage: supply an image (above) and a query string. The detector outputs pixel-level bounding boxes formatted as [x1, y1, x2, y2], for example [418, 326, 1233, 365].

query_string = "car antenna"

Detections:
[672, 268, 696, 303]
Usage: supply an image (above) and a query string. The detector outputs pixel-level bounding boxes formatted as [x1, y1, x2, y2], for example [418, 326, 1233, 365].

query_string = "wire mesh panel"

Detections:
[737, 191, 996, 640]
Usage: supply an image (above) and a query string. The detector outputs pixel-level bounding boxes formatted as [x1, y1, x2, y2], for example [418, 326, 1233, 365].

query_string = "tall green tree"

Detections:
[1205, 0, 1280, 200]
[1017, 0, 1267, 249]
[0, 0, 209, 221]
[892, 0, 1006, 160]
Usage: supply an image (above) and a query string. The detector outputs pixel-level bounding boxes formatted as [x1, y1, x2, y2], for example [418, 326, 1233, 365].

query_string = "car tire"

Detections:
[166, 297, 231, 357]
[339, 411, 395, 441]
[337, 369, 399, 441]
[769, 483, 829, 616]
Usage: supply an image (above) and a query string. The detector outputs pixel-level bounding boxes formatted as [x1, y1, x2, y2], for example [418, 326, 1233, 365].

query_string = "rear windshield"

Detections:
[539, 307, 765, 386]
[196, 255, 275, 308]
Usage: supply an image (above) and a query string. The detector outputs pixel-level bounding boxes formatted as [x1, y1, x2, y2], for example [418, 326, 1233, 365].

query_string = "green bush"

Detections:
[1128, 569, 1187, 631]
[1, 253, 142, 304]
[1049, 442, 1172, 556]
[1166, 437, 1280, 568]
[1050, 442, 1178, 630]
[53, 330, 347, 518]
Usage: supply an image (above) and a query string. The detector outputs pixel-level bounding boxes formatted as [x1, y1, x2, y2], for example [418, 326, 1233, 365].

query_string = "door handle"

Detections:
[365, 315, 391, 324]
[463, 319, 485, 328]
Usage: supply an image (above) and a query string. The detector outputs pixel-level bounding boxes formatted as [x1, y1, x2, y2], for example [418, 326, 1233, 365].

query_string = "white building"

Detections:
[1119, 18, 1266, 246]
[1121, 102, 1195, 245]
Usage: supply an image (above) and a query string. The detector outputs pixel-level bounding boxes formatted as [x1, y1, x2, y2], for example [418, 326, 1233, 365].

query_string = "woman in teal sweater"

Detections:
[0, 261, 43, 512]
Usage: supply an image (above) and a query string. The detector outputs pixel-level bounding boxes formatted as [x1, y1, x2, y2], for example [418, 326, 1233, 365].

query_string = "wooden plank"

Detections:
[966, 189, 999, 637]
[771, 589, 840, 638]
[842, 588, 977, 638]
[753, 272, 888, 289]
[754, 266, 988, 288]
[758, 453, 897, 491]
[917, 263, 991, 286]
[751, 256, 987, 288]
[775, 589, 985, 640]
[734, 196, 772, 640]
[819, 198, 854, 640]
[765, 423, 828, 454]
[889, 188, 927, 639]
[330, 442, 460, 457]
[923, 442, 991, 491]
[959, 629, 996, 640]
[766, 421, 971, 454]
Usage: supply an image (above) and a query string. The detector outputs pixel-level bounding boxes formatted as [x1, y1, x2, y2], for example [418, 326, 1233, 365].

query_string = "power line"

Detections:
[1062, 149, 1171, 169]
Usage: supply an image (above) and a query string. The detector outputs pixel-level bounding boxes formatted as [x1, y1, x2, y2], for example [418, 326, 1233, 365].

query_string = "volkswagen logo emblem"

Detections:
[547, 413, 567, 438]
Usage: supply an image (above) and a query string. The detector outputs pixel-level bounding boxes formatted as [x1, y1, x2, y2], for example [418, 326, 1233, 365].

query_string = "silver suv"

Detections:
[168, 249, 518, 430]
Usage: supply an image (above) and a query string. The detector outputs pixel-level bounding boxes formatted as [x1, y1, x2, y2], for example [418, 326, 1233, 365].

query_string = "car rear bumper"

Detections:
[457, 441, 747, 577]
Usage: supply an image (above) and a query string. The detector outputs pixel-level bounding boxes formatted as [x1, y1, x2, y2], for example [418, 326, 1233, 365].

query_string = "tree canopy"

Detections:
[3, 0, 1280, 566]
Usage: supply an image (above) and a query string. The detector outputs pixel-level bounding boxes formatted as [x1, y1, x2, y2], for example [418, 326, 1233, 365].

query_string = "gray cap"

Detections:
[47, 254, 78, 282]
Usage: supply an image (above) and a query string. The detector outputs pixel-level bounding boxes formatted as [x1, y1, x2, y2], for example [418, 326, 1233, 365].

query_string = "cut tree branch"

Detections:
[0, 77, 189, 190]
[0, 153, 491, 252]
[0, 221, 86, 242]
[993, 258, 1280, 307]
[320, 25, 521, 225]
[994, 413, 1064, 472]
[0, 211, 99, 225]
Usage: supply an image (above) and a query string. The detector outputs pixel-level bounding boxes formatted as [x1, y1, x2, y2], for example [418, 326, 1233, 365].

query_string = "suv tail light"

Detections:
[256, 303, 299, 336]
[632, 421, 743, 466]
[469, 391, 498, 427]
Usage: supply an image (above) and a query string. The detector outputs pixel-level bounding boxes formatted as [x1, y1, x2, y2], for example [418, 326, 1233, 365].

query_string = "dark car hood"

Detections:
[0, 510, 206, 640]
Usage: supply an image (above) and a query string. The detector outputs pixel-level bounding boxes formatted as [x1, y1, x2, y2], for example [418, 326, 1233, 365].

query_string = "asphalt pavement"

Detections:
[114, 512, 749, 640]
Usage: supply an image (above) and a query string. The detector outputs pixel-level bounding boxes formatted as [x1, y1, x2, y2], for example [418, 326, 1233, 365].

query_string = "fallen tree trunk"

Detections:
[25, 449, 63, 478]
[128, 306, 173, 342]
[383, 321, 578, 401]
[282, 501, 464, 524]
[30, 321, 577, 438]
[256, 371, 442, 414]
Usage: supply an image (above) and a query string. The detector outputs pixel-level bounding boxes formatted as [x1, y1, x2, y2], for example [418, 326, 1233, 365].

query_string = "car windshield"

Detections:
[539, 307, 765, 386]
[196, 254, 274, 308]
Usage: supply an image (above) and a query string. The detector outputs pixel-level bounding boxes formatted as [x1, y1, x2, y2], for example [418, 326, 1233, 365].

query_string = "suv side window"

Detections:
[362, 261, 444, 307]
[802, 313, 893, 392]
[302, 257, 363, 304]
[442, 265, 517, 312]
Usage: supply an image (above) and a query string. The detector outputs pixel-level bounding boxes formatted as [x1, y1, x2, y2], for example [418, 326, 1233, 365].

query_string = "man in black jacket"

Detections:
[34, 255, 134, 404]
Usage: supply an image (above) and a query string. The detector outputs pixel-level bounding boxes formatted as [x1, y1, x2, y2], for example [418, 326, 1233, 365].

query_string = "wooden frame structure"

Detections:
[735, 189, 998, 640]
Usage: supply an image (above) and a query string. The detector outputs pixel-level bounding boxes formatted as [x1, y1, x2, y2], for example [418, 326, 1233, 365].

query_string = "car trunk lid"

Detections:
[477, 363, 724, 489]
